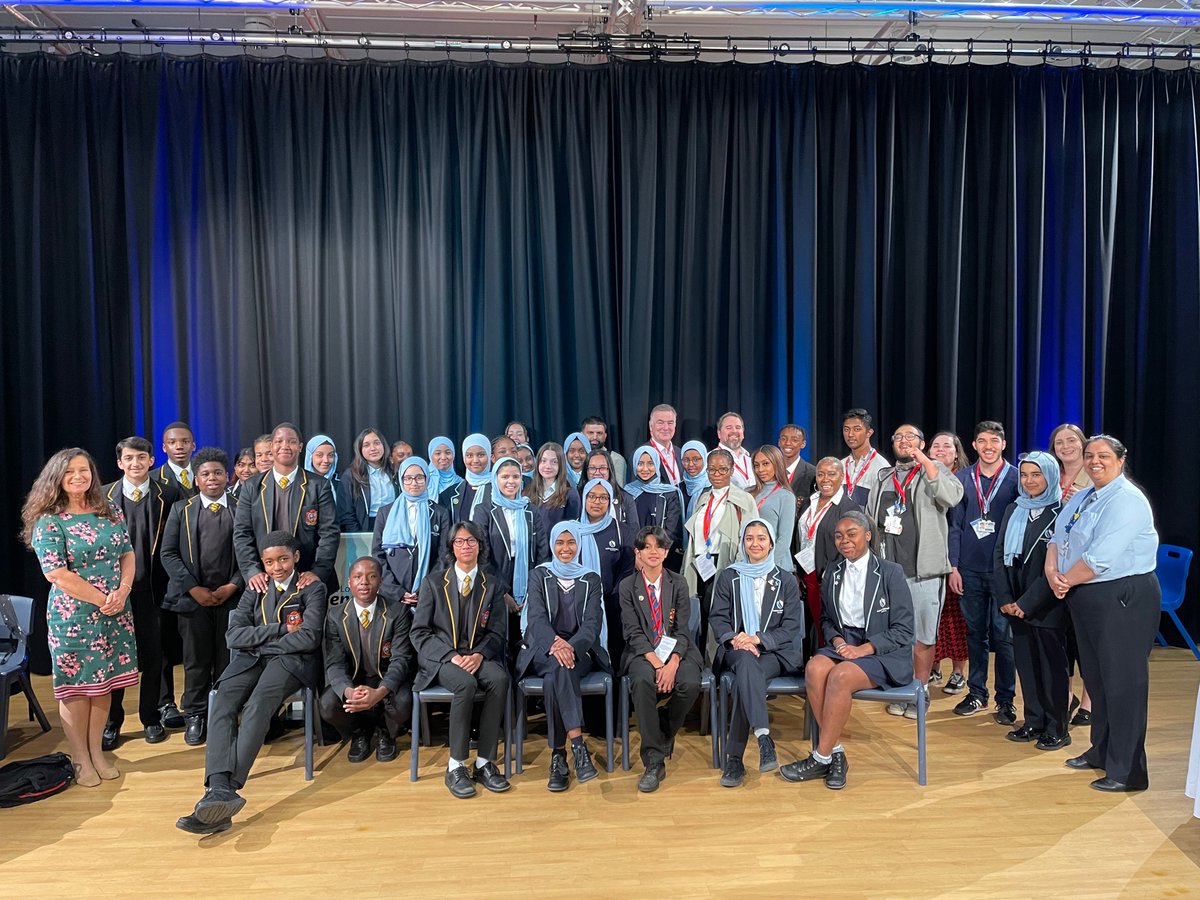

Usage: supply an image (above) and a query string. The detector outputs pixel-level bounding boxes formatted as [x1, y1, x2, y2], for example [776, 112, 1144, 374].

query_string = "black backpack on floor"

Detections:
[0, 752, 74, 807]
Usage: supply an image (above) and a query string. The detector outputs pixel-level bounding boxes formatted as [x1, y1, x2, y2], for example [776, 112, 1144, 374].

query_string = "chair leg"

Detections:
[420, 704, 431, 747]
[303, 686, 314, 781]
[708, 681, 720, 769]
[1156, 631, 1169, 648]
[604, 679, 614, 773]
[619, 677, 631, 772]
[0, 676, 10, 761]
[410, 694, 421, 782]
[916, 684, 928, 786]
[514, 685, 525, 775]
[503, 685, 512, 779]
[1168, 610, 1200, 661]
[22, 674, 50, 732]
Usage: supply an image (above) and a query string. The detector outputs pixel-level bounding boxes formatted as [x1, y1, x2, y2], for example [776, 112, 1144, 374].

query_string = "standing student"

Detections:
[583, 448, 640, 533]
[647, 403, 683, 486]
[575, 479, 637, 666]
[253, 435, 273, 474]
[716, 412, 755, 491]
[515, 443, 536, 478]
[581, 416, 627, 486]
[338, 427, 398, 533]
[928, 431, 970, 694]
[750, 445, 796, 573]
[562, 431, 590, 488]
[441, 434, 492, 523]
[374, 457, 452, 608]
[231, 448, 256, 501]
[516, 522, 609, 792]
[619, 526, 702, 792]
[624, 445, 684, 572]
[679, 440, 710, 519]
[175, 531, 327, 835]
[25, 449, 137, 787]
[841, 408, 890, 507]
[711, 519, 805, 787]
[778, 424, 816, 502]
[160, 448, 245, 746]
[233, 422, 340, 598]
[994, 452, 1068, 750]
[390, 441, 414, 467]
[490, 435, 519, 467]
[795, 458, 861, 646]
[158, 421, 199, 498]
[305, 434, 340, 506]
[411, 522, 512, 799]
[525, 442, 582, 529]
[428, 435, 465, 507]
[948, 421, 1020, 723]
[505, 421, 531, 446]
[102, 436, 182, 748]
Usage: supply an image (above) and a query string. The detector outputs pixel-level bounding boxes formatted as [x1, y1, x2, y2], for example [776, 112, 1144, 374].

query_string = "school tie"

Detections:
[132, 488, 143, 502]
[461, 574, 472, 597]
[279, 476, 290, 489]
[360, 609, 370, 629]
[209, 502, 221, 514]
[649, 583, 663, 639]
[181, 470, 191, 490]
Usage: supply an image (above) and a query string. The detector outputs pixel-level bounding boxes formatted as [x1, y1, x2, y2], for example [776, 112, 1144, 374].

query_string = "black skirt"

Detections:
[814, 625, 893, 687]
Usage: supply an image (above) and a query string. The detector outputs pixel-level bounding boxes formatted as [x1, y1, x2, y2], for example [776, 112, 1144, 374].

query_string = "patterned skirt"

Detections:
[933, 587, 969, 664]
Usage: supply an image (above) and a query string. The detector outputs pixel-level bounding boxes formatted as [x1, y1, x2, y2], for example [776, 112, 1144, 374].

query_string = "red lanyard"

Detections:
[891, 467, 921, 506]
[972, 462, 1010, 518]
[844, 449, 877, 493]
[803, 500, 834, 540]
[756, 483, 783, 509]
[655, 443, 678, 482]
[732, 453, 750, 481]
[702, 491, 727, 545]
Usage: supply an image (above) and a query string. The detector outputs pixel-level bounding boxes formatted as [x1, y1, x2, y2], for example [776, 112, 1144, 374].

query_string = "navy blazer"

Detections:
[160, 492, 245, 614]
[992, 501, 1064, 628]
[372, 498, 453, 602]
[710, 565, 806, 673]
[223, 575, 327, 688]
[632, 491, 683, 554]
[323, 594, 414, 699]
[470, 501, 550, 597]
[336, 468, 399, 533]
[532, 490, 582, 530]
[516, 568, 610, 676]
[440, 481, 488, 524]
[820, 553, 915, 687]
[411, 566, 507, 690]
[582, 517, 636, 597]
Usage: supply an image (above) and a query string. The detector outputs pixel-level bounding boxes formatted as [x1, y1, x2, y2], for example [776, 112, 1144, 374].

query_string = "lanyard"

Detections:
[803, 500, 834, 541]
[891, 467, 921, 508]
[1063, 488, 1098, 536]
[702, 491, 727, 548]
[971, 462, 1010, 519]
[756, 483, 783, 509]
[844, 450, 877, 494]
[732, 452, 751, 482]
[655, 444, 678, 482]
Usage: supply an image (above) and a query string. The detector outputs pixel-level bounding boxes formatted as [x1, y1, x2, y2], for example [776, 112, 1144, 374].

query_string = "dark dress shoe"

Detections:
[444, 766, 477, 799]
[719, 755, 746, 788]
[102, 723, 121, 752]
[194, 787, 246, 825]
[547, 750, 570, 792]
[779, 754, 831, 783]
[176, 813, 232, 836]
[637, 763, 666, 793]
[1090, 777, 1146, 793]
[572, 742, 599, 783]
[374, 730, 398, 763]
[1065, 754, 1103, 770]
[144, 723, 167, 744]
[825, 751, 849, 790]
[472, 761, 512, 793]
[184, 715, 206, 746]
[758, 734, 778, 772]
[1036, 733, 1072, 751]
[347, 732, 372, 763]
[1006, 725, 1044, 743]
[1071, 709, 1092, 727]
[160, 702, 186, 729]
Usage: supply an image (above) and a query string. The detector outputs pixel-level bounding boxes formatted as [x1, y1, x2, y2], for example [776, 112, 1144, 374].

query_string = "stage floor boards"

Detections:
[3, 649, 1199, 898]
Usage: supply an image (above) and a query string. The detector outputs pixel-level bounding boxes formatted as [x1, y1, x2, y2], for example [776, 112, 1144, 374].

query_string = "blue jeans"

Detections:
[959, 568, 1015, 704]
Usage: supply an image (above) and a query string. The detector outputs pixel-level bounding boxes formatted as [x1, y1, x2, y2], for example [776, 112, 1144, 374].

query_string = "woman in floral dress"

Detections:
[23, 448, 138, 787]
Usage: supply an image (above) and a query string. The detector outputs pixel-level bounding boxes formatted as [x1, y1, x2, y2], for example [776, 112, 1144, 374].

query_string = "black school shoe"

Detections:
[160, 702, 186, 729]
[778, 754, 830, 783]
[102, 722, 121, 752]
[758, 734, 778, 772]
[472, 761, 512, 793]
[176, 814, 232, 835]
[374, 729, 398, 763]
[719, 755, 746, 788]
[347, 731, 372, 763]
[445, 766, 477, 799]
[1036, 733, 1072, 751]
[825, 751, 849, 790]
[193, 786, 246, 826]
[184, 715, 206, 746]
[638, 762, 666, 793]
[547, 751, 570, 793]
[1006, 724, 1043, 743]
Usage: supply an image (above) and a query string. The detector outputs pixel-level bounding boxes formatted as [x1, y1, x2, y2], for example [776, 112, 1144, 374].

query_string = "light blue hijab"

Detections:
[575, 477, 614, 575]
[625, 445, 686, 510]
[562, 432, 590, 487]
[729, 518, 777, 634]
[1002, 451, 1062, 567]
[304, 435, 339, 500]
[491, 458, 531, 605]
[427, 436, 464, 497]
[379, 457, 436, 589]
[461, 433, 493, 517]
[681, 440, 711, 517]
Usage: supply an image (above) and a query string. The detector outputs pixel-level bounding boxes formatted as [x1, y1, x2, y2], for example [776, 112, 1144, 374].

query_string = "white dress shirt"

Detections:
[838, 553, 870, 628]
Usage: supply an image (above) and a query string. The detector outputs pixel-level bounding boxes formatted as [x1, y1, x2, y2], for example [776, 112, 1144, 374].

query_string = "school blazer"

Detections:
[160, 492, 245, 614]
[820, 553, 915, 687]
[632, 491, 684, 551]
[102, 478, 180, 595]
[710, 565, 805, 673]
[794, 493, 862, 579]
[336, 469, 399, 532]
[233, 469, 339, 593]
[440, 482, 487, 524]
[323, 595, 414, 699]
[411, 566, 508, 690]
[618, 568, 701, 675]
[371, 498, 454, 602]
[992, 501, 1065, 629]
[222, 577, 327, 688]
[156, 462, 199, 499]
[470, 502, 550, 594]
[516, 569, 610, 676]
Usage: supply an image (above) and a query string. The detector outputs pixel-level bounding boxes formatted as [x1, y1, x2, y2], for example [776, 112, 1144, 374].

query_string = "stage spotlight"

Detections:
[62, 29, 74, 40]
[778, 42, 790, 52]
[211, 30, 223, 41]
[501, 39, 513, 50]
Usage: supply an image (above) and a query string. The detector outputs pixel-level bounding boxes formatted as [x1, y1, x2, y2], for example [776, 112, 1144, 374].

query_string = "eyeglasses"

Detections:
[707, 466, 732, 475]
[587, 467, 609, 475]
[401, 474, 427, 484]
[892, 432, 920, 441]
[452, 537, 478, 547]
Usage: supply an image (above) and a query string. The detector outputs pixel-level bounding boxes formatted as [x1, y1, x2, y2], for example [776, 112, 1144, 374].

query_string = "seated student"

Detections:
[562, 431, 590, 489]
[230, 448, 256, 501]
[305, 434, 340, 506]
[525, 442, 582, 529]
[338, 427, 398, 533]
[176, 531, 327, 834]
[411, 521, 512, 799]
[321, 557, 414, 763]
[779, 511, 914, 790]
[576, 478, 636, 666]
[517, 522, 609, 792]
[158, 421, 199, 497]
[441, 434, 492, 523]
[711, 519, 805, 788]
[625, 445, 684, 573]
[619, 526, 702, 793]
[253, 434, 273, 474]
[374, 457, 452, 608]
[161, 448, 245, 746]
[994, 452, 1069, 750]
[427, 436, 465, 504]
[390, 441, 414, 468]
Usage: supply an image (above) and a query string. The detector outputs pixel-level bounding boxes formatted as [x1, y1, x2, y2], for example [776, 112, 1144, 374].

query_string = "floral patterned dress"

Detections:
[32, 512, 140, 700]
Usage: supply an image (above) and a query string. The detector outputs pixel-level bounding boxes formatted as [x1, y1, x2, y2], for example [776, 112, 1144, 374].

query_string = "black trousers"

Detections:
[1067, 573, 1161, 787]
[1009, 617, 1069, 739]
[628, 656, 702, 766]
[179, 605, 232, 716]
[159, 606, 182, 705]
[109, 588, 164, 728]
[696, 574, 716, 664]
[205, 658, 303, 789]
[602, 591, 625, 670]
[723, 649, 784, 758]
[532, 652, 594, 749]
[319, 682, 412, 739]
[434, 659, 509, 763]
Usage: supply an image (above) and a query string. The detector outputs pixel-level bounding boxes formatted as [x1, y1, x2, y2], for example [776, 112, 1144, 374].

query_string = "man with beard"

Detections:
[716, 412, 754, 491]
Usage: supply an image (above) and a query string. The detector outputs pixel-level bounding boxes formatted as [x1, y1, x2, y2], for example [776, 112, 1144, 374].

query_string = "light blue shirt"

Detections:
[1050, 474, 1157, 583]
[367, 465, 396, 517]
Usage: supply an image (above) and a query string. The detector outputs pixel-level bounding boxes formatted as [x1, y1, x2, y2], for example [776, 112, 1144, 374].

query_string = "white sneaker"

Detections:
[885, 702, 907, 716]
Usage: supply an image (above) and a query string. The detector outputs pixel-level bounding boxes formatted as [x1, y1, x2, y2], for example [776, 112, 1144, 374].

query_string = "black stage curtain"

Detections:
[3, 56, 1198, 665]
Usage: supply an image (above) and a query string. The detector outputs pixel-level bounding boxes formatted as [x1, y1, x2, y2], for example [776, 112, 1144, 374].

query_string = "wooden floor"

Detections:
[4, 650, 1200, 899]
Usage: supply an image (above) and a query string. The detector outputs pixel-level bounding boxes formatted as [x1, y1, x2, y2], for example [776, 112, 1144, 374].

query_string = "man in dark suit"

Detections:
[103, 436, 183, 747]
[160, 447, 245, 746]
[176, 531, 327, 835]
[646, 403, 684, 486]
[321, 557, 414, 763]
[233, 422, 339, 598]
[619, 526, 702, 792]
[778, 424, 817, 502]
[158, 421, 199, 498]
[411, 521, 511, 799]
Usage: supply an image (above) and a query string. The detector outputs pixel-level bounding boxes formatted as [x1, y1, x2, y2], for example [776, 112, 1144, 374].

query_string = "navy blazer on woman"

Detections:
[372, 498, 454, 603]
[709, 565, 806, 674]
[992, 501, 1064, 629]
[820, 553, 914, 687]
[516, 568, 610, 676]
[582, 517, 636, 597]
[337, 469, 399, 533]
[470, 501, 550, 598]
